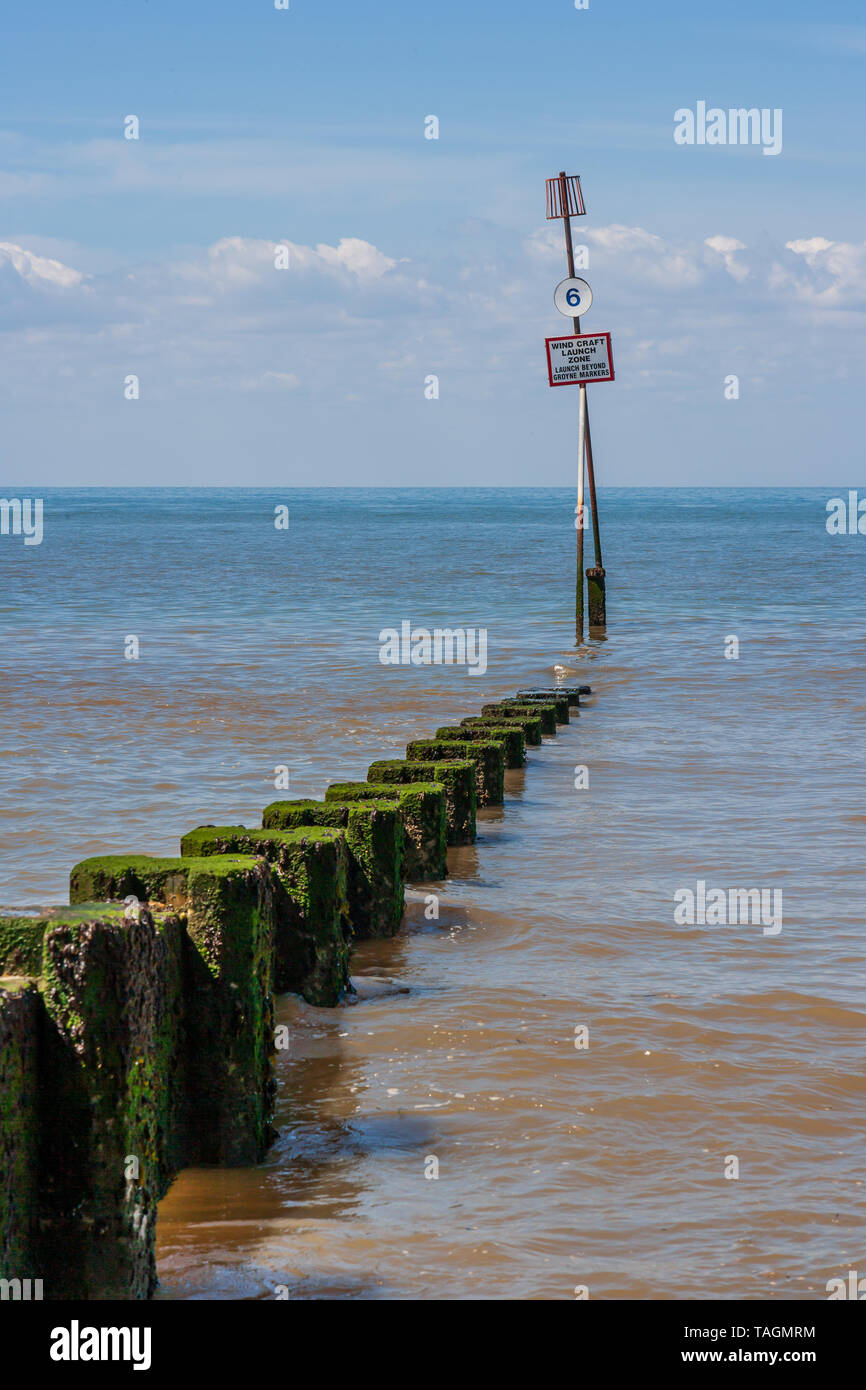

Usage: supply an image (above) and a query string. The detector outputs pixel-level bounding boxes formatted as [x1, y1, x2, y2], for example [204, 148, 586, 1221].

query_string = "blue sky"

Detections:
[2, 0, 865, 485]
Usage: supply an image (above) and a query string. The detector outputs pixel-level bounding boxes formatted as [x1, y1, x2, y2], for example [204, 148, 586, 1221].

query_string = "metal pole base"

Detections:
[586, 567, 606, 628]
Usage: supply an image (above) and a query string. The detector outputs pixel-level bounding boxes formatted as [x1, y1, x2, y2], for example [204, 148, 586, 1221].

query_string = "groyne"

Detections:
[0, 684, 589, 1299]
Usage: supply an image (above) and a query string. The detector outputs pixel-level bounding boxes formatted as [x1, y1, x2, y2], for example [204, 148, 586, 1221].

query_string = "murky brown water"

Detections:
[156, 656, 865, 1300]
[4, 489, 863, 1299]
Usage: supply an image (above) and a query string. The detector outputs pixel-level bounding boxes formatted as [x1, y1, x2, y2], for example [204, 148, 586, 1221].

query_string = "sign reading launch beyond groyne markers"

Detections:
[545, 332, 614, 387]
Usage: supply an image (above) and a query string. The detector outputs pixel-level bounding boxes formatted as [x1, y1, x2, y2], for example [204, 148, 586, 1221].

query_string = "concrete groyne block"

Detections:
[483, 701, 558, 736]
[68, 856, 277, 1169]
[262, 801, 404, 939]
[365, 759, 476, 847]
[180, 826, 351, 1006]
[325, 782, 447, 881]
[406, 739, 504, 807]
[459, 714, 543, 747]
[435, 724, 525, 768]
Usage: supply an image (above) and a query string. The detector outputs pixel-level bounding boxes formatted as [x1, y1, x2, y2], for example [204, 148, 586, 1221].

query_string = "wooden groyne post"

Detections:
[0, 679, 591, 1299]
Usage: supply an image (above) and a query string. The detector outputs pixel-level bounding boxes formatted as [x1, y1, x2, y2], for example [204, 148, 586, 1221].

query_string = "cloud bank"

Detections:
[1, 221, 863, 483]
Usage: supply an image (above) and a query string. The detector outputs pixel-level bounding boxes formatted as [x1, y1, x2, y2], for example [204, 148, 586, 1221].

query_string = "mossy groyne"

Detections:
[0, 684, 589, 1299]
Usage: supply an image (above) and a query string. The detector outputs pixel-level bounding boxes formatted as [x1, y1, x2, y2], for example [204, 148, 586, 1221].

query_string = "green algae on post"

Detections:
[435, 724, 525, 768]
[459, 713, 543, 747]
[180, 825, 351, 1006]
[262, 801, 405, 939]
[482, 701, 558, 736]
[257, 800, 347, 830]
[2, 874, 277, 1297]
[0, 981, 40, 1287]
[69, 853, 205, 908]
[365, 759, 476, 847]
[500, 697, 561, 729]
[0, 916, 48, 977]
[406, 739, 505, 806]
[517, 686, 589, 703]
[432, 729, 510, 773]
[37, 904, 187, 1298]
[168, 857, 277, 1168]
[68, 855, 277, 1170]
[508, 692, 569, 724]
[325, 782, 447, 881]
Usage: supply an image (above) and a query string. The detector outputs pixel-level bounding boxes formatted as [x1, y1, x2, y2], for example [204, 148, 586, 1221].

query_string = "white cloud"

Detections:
[0, 241, 87, 290]
[239, 370, 300, 391]
[1, 224, 865, 414]
[527, 222, 704, 288]
[785, 236, 835, 260]
[587, 225, 662, 255]
[780, 236, 866, 306]
[163, 234, 397, 297]
[704, 235, 750, 282]
[313, 238, 396, 281]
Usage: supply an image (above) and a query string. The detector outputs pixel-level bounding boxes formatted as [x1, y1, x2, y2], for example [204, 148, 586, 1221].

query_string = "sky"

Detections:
[1, 0, 865, 486]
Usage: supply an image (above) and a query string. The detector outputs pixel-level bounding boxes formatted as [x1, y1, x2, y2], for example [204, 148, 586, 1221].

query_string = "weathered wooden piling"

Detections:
[505, 693, 570, 724]
[405, 739, 505, 806]
[179, 825, 351, 1005]
[69, 856, 277, 1168]
[501, 696, 567, 726]
[435, 723, 525, 768]
[0, 980, 40, 1290]
[460, 714, 543, 747]
[365, 759, 476, 846]
[41, 904, 188, 1297]
[262, 800, 404, 938]
[1, 676, 596, 1301]
[516, 686, 590, 702]
[324, 782, 447, 881]
[483, 701, 558, 736]
[586, 567, 606, 628]
[0, 902, 190, 1298]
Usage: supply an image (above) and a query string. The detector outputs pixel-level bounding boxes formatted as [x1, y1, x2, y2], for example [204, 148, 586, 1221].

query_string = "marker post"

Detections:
[576, 373, 587, 639]
[547, 170, 607, 640]
[584, 412, 606, 629]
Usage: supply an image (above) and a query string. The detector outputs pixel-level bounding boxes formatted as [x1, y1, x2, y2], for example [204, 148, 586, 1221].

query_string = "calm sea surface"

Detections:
[1, 487, 863, 1299]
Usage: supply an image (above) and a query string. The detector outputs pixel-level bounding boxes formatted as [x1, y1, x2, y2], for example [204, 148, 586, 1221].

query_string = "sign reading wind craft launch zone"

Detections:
[545, 331, 614, 386]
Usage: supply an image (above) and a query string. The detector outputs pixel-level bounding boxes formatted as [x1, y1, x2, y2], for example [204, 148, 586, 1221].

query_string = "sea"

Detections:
[1, 486, 863, 1299]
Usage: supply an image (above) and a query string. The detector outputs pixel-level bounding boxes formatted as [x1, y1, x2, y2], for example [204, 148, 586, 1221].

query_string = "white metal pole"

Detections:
[576, 381, 587, 638]
[577, 383, 587, 530]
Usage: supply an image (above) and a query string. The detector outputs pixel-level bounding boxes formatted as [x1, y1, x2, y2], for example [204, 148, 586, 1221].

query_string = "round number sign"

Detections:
[554, 277, 593, 318]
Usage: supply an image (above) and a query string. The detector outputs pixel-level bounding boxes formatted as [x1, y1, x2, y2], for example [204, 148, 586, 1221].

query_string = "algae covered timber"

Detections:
[0, 680, 587, 1299]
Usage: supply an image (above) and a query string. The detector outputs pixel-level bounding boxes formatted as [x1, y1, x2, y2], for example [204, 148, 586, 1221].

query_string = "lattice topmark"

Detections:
[545, 173, 586, 219]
